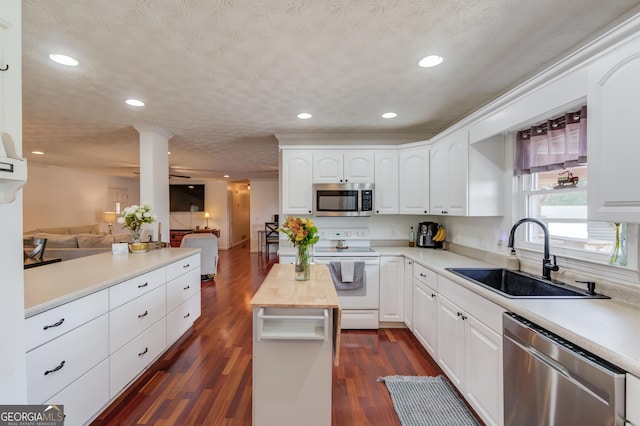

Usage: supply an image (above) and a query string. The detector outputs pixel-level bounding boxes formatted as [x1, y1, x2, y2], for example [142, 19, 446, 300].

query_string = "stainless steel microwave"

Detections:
[313, 183, 374, 217]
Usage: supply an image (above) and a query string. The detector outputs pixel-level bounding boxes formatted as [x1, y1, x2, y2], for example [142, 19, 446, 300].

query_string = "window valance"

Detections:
[514, 106, 587, 175]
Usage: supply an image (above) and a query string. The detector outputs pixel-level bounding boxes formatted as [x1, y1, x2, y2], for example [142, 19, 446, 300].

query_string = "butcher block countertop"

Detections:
[250, 264, 340, 309]
[250, 263, 342, 364]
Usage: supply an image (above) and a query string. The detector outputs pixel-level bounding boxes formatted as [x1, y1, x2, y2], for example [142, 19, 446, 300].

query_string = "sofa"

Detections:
[24, 224, 131, 261]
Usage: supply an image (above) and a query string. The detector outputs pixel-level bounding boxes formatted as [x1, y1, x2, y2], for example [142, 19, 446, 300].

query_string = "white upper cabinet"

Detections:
[312, 151, 374, 183]
[398, 146, 430, 215]
[374, 150, 399, 214]
[588, 35, 640, 223]
[431, 132, 505, 217]
[281, 150, 313, 215]
[430, 131, 469, 216]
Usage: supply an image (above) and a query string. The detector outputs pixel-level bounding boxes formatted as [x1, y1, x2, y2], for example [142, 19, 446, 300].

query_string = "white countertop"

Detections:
[24, 248, 200, 318]
[374, 247, 640, 377]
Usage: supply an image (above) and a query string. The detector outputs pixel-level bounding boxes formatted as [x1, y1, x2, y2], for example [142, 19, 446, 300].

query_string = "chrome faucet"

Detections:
[508, 218, 559, 280]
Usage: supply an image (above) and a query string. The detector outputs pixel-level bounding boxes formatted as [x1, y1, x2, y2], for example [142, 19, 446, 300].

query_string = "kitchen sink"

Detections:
[445, 268, 609, 299]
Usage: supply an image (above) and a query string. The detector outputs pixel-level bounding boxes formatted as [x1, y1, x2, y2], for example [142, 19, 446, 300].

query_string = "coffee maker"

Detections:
[416, 222, 441, 248]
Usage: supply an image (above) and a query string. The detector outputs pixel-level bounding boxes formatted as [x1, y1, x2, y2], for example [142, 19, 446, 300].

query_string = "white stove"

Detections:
[313, 227, 379, 258]
[312, 228, 379, 329]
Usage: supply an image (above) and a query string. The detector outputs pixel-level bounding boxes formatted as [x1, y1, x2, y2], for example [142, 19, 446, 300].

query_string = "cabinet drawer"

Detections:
[628, 373, 640, 425]
[413, 263, 437, 291]
[438, 275, 504, 333]
[25, 290, 108, 352]
[109, 268, 166, 310]
[167, 269, 201, 313]
[110, 318, 167, 398]
[27, 314, 108, 404]
[45, 359, 109, 426]
[166, 254, 200, 282]
[110, 285, 166, 353]
[167, 292, 201, 345]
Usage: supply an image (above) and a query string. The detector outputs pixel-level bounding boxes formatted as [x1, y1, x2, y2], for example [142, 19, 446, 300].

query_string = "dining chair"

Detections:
[264, 222, 279, 256]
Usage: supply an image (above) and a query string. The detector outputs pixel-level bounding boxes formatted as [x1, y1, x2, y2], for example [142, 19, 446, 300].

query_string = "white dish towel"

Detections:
[340, 260, 355, 282]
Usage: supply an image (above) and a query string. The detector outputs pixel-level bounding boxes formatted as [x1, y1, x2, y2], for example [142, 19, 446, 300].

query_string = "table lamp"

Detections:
[104, 211, 117, 235]
[204, 212, 210, 229]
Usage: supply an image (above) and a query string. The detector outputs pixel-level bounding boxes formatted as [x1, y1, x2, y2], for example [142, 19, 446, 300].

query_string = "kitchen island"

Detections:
[23, 248, 202, 426]
[250, 264, 341, 426]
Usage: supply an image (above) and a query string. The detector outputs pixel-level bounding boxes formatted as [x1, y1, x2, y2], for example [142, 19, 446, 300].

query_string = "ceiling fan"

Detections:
[133, 168, 192, 179]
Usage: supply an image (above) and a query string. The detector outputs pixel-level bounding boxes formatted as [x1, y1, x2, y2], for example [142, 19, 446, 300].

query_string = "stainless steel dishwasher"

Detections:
[503, 312, 626, 426]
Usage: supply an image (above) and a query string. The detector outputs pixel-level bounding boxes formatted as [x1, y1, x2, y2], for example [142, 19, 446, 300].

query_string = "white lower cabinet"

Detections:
[25, 255, 202, 424]
[403, 258, 413, 329]
[628, 374, 640, 425]
[46, 359, 109, 426]
[464, 313, 502, 426]
[27, 314, 109, 404]
[110, 318, 167, 398]
[412, 264, 438, 359]
[109, 285, 167, 353]
[167, 292, 201, 345]
[437, 275, 504, 426]
[379, 256, 405, 322]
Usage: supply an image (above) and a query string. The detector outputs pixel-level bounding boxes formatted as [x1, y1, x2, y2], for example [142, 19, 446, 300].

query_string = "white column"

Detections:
[0, 0, 27, 403]
[133, 124, 173, 243]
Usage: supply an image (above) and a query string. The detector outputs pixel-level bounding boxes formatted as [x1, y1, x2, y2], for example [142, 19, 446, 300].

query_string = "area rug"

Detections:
[378, 375, 480, 426]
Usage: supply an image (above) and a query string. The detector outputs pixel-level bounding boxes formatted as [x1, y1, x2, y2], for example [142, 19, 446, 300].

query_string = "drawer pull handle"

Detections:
[420, 273, 427, 278]
[138, 310, 148, 319]
[138, 282, 148, 288]
[138, 347, 148, 357]
[43, 318, 65, 330]
[183, 263, 190, 268]
[431, 293, 436, 298]
[183, 285, 190, 290]
[44, 360, 65, 376]
[184, 313, 190, 319]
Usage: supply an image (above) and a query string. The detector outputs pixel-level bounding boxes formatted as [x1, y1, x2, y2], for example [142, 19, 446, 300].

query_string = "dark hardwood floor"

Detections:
[92, 244, 448, 425]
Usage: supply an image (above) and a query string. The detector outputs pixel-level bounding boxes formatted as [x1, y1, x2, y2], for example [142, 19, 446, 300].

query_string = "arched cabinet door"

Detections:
[588, 35, 640, 223]
[281, 150, 313, 215]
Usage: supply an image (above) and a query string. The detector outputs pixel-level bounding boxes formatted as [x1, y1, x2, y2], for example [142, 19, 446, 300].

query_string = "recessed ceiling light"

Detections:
[32, 151, 44, 155]
[297, 113, 312, 119]
[49, 54, 78, 66]
[223, 174, 230, 178]
[382, 112, 398, 119]
[125, 99, 145, 107]
[418, 55, 444, 68]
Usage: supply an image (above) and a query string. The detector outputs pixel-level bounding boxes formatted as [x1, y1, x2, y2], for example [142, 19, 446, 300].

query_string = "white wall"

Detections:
[249, 178, 279, 252]
[0, 0, 26, 403]
[23, 163, 140, 233]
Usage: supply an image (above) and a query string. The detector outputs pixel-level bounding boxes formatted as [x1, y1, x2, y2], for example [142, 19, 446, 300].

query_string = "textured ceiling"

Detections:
[20, 0, 640, 180]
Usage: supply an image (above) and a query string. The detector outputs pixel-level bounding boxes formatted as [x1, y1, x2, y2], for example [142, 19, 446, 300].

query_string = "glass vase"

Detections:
[295, 245, 311, 281]
[609, 222, 627, 266]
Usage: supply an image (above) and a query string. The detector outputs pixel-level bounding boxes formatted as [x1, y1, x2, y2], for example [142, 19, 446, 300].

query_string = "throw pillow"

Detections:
[68, 224, 101, 235]
[36, 227, 71, 235]
[33, 233, 78, 248]
[77, 234, 115, 248]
